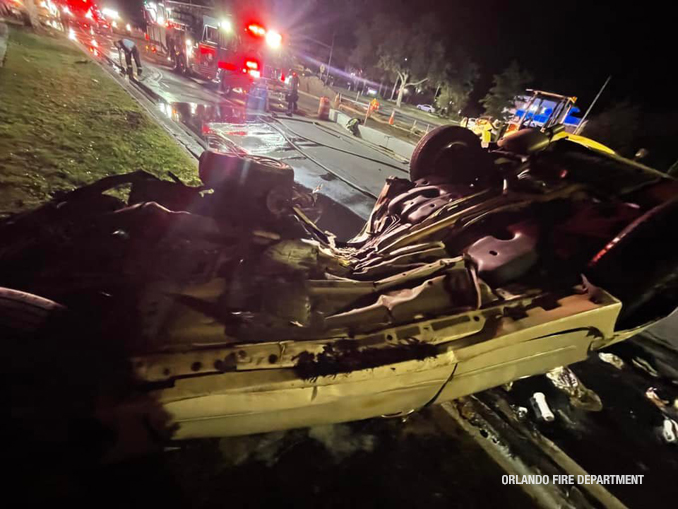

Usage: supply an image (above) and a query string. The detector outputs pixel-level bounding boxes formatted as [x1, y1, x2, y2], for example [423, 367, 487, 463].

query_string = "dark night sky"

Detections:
[114, 0, 672, 112]
[437, 0, 673, 112]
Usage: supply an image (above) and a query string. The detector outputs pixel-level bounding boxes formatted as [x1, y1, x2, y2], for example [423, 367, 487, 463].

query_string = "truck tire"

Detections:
[586, 197, 678, 329]
[2, 288, 120, 464]
[0, 287, 65, 340]
[409, 126, 499, 187]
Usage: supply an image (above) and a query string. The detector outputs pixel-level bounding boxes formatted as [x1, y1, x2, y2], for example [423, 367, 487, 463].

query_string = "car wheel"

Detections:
[586, 197, 678, 329]
[409, 125, 500, 186]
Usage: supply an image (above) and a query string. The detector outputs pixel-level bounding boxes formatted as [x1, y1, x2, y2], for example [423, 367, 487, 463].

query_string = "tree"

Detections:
[434, 50, 479, 118]
[350, 13, 449, 107]
[481, 61, 532, 120]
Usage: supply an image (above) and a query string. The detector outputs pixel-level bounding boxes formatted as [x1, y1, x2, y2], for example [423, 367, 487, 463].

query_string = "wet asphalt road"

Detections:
[21, 408, 536, 509]
[73, 25, 399, 235]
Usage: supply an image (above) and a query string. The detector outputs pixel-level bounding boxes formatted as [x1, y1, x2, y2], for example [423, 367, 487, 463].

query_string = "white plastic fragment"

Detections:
[661, 418, 677, 444]
[512, 405, 528, 419]
[531, 392, 555, 422]
[598, 352, 624, 370]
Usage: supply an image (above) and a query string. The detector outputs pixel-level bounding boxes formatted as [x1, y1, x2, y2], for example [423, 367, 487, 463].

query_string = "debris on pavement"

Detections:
[660, 418, 678, 444]
[632, 357, 660, 378]
[645, 387, 670, 409]
[308, 424, 378, 461]
[598, 351, 625, 369]
[546, 366, 603, 411]
[530, 392, 555, 422]
[512, 405, 528, 420]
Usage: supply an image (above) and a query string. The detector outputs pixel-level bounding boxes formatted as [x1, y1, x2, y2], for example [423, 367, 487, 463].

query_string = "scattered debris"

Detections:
[555, 409, 580, 430]
[530, 392, 555, 422]
[308, 424, 377, 461]
[74, 59, 89, 64]
[218, 430, 295, 467]
[598, 352, 624, 370]
[546, 366, 603, 411]
[631, 357, 660, 378]
[645, 387, 670, 409]
[512, 405, 528, 420]
[660, 418, 678, 444]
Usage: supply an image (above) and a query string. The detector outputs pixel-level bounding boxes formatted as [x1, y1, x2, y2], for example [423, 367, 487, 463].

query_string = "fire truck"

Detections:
[143, 1, 285, 94]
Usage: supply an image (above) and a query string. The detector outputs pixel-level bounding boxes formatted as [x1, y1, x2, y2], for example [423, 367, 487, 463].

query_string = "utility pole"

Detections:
[575, 76, 611, 135]
[323, 31, 335, 85]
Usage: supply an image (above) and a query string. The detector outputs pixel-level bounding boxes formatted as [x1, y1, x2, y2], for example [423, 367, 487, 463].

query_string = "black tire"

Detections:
[1, 288, 130, 465]
[409, 126, 499, 186]
[586, 197, 678, 329]
[0, 287, 64, 341]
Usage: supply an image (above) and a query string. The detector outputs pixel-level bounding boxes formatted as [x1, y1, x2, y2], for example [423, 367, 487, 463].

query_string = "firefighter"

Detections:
[114, 38, 142, 78]
[287, 71, 299, 114]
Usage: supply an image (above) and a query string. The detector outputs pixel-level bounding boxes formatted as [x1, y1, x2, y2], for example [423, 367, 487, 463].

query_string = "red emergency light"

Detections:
[242, 58, 260, 78]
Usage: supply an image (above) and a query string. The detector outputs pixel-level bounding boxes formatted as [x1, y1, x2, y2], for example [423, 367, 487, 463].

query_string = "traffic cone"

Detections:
[389, 110, 395, 125]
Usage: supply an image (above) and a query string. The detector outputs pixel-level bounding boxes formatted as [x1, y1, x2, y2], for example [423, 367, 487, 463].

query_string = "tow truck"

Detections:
[143, 0, 288, 103]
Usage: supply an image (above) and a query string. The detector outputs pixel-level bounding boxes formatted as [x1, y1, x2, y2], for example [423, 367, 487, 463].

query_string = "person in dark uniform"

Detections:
[114, 38, 142, 78]
[287, 71, 299, 114]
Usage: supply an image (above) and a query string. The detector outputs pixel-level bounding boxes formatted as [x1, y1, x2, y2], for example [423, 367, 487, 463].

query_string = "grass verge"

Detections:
[0, 25, 199, 215]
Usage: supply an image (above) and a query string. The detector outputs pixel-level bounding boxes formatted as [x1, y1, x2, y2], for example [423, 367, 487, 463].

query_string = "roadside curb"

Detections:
[329, 108, 416, 160]
[133, 76, 164, 103]
[71, 39, 204, 162]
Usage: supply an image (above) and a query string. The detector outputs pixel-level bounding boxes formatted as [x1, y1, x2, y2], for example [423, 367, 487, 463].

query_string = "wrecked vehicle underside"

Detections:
[3, 126, 677, 447]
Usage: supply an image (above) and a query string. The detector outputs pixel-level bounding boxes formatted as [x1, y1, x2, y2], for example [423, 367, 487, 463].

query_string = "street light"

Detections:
[266, 30, 282, 48]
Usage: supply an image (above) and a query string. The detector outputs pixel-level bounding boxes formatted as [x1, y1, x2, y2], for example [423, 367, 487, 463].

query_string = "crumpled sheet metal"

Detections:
[546, 366, 603, 412]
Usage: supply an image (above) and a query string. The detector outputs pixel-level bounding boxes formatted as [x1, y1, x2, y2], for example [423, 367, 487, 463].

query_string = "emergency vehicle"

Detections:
[143, 1, 285, 95]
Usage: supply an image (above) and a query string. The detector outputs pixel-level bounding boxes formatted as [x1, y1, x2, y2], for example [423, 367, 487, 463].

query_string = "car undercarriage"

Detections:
[3, 126, 677, 447]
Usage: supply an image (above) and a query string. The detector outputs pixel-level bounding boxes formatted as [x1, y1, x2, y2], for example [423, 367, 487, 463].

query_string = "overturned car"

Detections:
[3, 126, 677, 455]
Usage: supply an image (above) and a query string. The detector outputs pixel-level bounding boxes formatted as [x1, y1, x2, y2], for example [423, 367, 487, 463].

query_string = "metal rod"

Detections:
[575, 76, 611, 135]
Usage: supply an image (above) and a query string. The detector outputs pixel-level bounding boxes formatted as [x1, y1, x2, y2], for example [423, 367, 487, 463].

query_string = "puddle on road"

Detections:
[207, 123, 291, 155]
[158, 101, 291, 155]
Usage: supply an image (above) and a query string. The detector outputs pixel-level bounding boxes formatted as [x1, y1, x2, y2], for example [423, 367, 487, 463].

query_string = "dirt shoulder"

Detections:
[0, 25, 199, 215]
